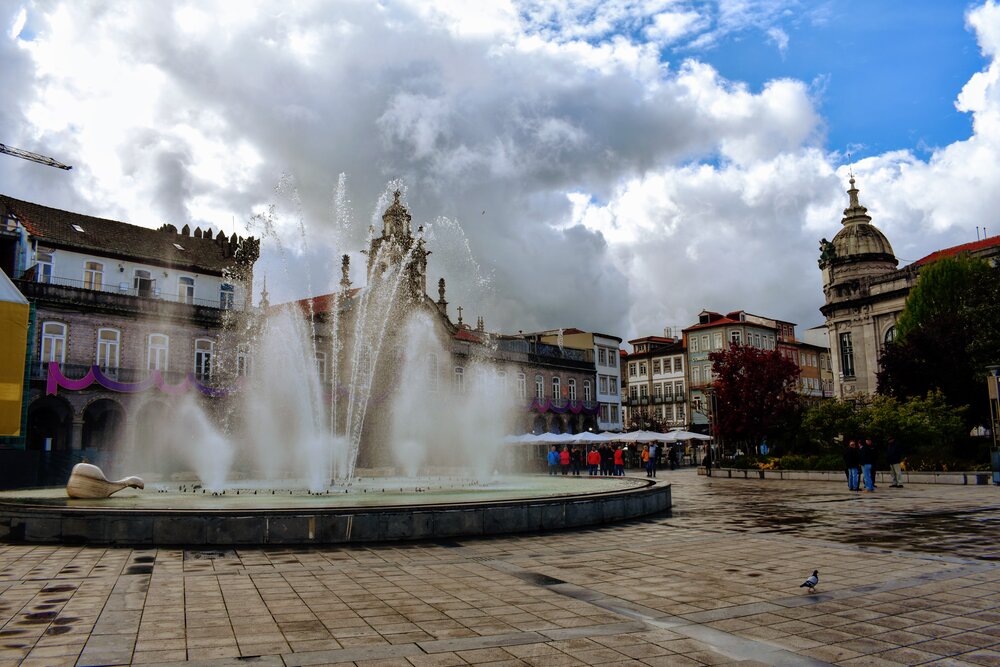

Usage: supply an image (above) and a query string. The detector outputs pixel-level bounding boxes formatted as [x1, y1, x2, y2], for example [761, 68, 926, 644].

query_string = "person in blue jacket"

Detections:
[547, 445, 560, 475]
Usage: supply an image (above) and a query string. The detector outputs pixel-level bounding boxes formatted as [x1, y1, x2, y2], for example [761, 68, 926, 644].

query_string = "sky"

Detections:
[2, 0, 998, 342]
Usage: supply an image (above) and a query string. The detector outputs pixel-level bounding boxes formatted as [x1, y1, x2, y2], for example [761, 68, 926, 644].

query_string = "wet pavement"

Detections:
[0, 469, 997, 666]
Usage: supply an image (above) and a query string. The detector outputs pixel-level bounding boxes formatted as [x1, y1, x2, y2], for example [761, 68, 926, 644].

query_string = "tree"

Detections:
[799, 398, 861, 452]
[708, 344, 801, 448]
[878, 256, 1000, 428]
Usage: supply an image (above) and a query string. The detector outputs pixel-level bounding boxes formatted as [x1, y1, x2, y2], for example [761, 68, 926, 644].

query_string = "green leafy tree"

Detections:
[799, 398, 860, 451]
[708, 344, 801, 448]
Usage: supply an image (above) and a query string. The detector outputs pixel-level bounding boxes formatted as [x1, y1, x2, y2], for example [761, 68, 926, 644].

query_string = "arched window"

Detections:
[454, 366, 465, 394]
[496, 370, 507, 395]
[517, 372, 526, 398]
[552, 376, 561, 399]
[41, 322, 66, 363]
[147, 334, 169, 371]
[583, 379, 592, 402]
[96, 328, 120, 371]
[534, 374, 544, 399]
[884, 326, 896, 346]
[194, 339, 214, 381]
[567, 378, 577, 400]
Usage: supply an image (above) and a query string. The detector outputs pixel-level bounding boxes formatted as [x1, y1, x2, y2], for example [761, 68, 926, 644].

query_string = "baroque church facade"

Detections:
[819, 178, 1000, 399]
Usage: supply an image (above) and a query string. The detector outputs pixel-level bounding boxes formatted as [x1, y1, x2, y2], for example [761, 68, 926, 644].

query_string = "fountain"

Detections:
[0, 185, 671, 545]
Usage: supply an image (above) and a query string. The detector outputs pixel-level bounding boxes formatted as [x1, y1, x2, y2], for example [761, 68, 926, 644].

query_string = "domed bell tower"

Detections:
[366, 190, 429, 302]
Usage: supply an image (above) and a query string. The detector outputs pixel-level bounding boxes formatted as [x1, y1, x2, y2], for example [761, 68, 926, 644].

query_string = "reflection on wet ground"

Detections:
[664, 471, 1000, 562]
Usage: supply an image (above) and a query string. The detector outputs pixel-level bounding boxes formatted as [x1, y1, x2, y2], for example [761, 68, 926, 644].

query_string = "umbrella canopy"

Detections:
[663, 429, 712, 442]
[569, 431, 609, 445]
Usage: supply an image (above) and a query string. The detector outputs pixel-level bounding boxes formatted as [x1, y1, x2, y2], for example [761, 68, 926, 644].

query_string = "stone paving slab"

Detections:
[0, 470, 997, 666]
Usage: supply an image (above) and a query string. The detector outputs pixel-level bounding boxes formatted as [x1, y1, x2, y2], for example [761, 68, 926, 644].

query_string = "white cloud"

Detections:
[0, 0, 997, 343]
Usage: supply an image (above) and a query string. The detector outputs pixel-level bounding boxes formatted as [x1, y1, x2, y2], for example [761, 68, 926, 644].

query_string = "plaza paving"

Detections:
[0, 470, 998, 667]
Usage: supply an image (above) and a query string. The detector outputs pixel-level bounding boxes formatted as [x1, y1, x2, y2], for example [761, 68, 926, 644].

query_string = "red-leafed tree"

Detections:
[708, 344, 801, 447]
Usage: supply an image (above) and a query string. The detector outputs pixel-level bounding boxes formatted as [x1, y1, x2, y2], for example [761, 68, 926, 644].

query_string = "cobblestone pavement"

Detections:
[0, 470, 998, 666]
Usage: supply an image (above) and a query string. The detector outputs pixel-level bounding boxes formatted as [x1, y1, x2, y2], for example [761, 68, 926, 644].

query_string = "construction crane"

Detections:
[0, 143, 72, 170]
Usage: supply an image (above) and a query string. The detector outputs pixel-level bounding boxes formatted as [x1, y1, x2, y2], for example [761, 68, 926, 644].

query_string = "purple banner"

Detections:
[46, 363, 241, 398]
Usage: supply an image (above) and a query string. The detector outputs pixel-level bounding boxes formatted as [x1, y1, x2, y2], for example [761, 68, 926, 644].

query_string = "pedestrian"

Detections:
[844, 439, 860, 491]
[703, 446, 712, 477]
[570, 446, 582, 476]
[587, 446, 600, 476]
[641, 445, 650, 475]
[559, 446, 570, 475]
[547, 445, 559, 476]
[599, 443, 612, 476]
[648, 443, 658, 478]
[886, 436, 903, 488]
[669, 447, 677, 470]
[860, 438, 876, 492]
[613, 445, 624, 476]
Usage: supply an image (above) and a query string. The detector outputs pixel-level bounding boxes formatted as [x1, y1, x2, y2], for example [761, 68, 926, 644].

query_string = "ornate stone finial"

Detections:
[340, 254, 352, 290]
[476, 316, 484, 332]
[841, 175, 871, 226]
[437, 278, 446, 303]
[381, 189, 412, 239]
[457, 305, 463, 326]
[259, 274, 270, 309]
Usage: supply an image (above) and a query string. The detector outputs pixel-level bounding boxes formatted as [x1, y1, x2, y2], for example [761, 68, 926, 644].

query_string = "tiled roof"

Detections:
[455, 328, 483, 343]
[1, 194, 247, 275]
[283, 290, 362, 315]
[912, 235, 1000, 267]
[682, 317, 743, 333]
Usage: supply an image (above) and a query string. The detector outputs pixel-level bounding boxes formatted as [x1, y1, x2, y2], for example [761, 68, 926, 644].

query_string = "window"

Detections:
[454, 366, 465, 394]
[629, 385, 638, 399]
[194, 339, 214, 381]
[598, 348, 607, 365]
[639, 363, 647, 376]
[674, 381, 684, 396]
[692, 396, 703, 414]
[610, 405, 619, 423]
[40, 322, 66, 363]
[839, 332, 855, 377]
[96, 329, 120, 371]
[701, 334, 709, 351]
[713, 332, 722, 349]
[219, 283, 235, 310]
[134, 269, 155, 297]
[608, 351, 617, 368]
[664, 383, 673, 398]
[600, 403, 610, 422]
[730, 331, 741, 345]
[754, 333, 761, 348]
[179, 276, 195, 304]
[552, 376, 561, 399]
[83, 261, 103, 290]
[497, 371, 507, 395]
[884, 326, 896, 346]
[599, 376, 608, 394]
[653, 359, 661, 374]
[629, 363, 636, 377]
[427, 353, 439, 391]
[677, 404, 685, 421]
[35, 249, 53, 284]
[568, 378, 577, 400]
[674, 357, 683, 372]
[609, 377, 617, 395]
[639, 384, 648, 398]
[693, 366, 701, 384]
[316, 352, 327, 382]
[665, 404, 674, 421]
[147, 334, 169, 371]
[237, 345, 251, 377]
[517, 372, 526, 398]
[690, 336, 699, 352]
[653, 383, 661, 398]
[584, 380, 592, 402]
[535, 374, 544, 399]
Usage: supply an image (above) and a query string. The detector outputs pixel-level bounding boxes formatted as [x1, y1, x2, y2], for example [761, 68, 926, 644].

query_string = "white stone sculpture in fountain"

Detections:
[66, 463, 144, 499]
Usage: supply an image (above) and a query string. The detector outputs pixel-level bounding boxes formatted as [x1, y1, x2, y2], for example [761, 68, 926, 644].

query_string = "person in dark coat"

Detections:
[844, 439, 860, 491]
[599, 443, 612, 476]
[886, 436, 903, 488]
[570, 446, 582, 476]
[860, 438, 876, 492]
[703, 447, 713, 477]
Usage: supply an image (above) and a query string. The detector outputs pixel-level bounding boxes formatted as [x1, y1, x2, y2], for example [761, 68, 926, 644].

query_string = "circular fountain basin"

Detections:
[0, 475, 671, 546]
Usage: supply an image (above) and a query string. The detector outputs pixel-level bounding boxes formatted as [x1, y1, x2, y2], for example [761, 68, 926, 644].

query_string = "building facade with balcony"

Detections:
[682, 311, 779, 433]
[622, 334, 686, 431]
[0, 195, 258, 454]
[532, 329, 622, 432]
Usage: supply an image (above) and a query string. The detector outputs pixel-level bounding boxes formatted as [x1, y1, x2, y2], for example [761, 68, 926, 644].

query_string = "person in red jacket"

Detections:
[559, 446, 571, 475]
[613, 446, 624, 476]
[587, 447, 601, 476]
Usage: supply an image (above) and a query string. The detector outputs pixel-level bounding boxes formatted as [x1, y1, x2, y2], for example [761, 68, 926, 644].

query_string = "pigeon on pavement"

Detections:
[800, 570, 819, 593]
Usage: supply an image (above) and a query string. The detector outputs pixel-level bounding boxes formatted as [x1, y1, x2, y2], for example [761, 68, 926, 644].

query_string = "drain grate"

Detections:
[513, 572, 566, 586]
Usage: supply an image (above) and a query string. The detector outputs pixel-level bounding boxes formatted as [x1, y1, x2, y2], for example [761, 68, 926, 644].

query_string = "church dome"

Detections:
[824, 177, 896, 265]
